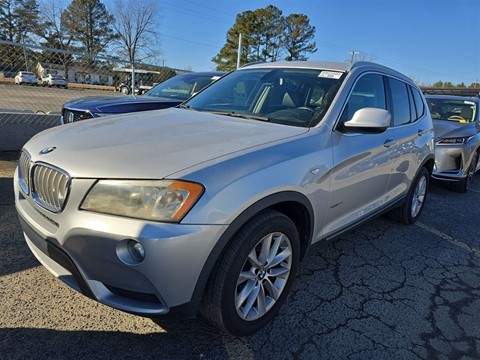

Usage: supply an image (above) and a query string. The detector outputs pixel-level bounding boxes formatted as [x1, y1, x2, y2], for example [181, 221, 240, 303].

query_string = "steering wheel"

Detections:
[296, 107, 315, 114]
[448, 115, 467, 122]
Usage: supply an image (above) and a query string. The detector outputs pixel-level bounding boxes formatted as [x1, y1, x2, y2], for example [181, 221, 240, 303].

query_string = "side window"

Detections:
[341, 74, 386, 122]
[411, 87, 425, 119]
[388, 78, 411, 126]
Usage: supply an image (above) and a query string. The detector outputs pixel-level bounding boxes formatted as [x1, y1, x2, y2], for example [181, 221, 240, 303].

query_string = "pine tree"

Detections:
[283, 14, 317, 61]
[62, 0, 117, 57]
[212, 6, 317, 71]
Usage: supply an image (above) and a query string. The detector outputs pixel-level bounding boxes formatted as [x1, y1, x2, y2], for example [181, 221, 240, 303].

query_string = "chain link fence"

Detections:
[0, 40, 185, 150]
[0, 40, 181, 118]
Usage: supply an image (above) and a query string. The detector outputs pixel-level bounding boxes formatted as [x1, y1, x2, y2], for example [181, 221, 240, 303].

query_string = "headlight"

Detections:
[436, 136, 474, 145]
[80, 180, 204, 222]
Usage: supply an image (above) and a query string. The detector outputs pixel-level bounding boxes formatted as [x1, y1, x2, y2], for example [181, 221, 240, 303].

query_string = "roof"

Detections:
[241, 61, 352, 72]
[238, 60, 415, 85]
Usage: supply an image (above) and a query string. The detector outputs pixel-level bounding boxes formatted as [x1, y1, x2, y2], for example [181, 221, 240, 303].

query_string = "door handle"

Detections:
[417, 129, 424, 136]
[384, 139, 397, 148]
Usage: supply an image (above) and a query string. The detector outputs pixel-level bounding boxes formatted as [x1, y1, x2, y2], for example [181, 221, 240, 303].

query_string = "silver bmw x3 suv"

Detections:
[15, 61, 435, 336]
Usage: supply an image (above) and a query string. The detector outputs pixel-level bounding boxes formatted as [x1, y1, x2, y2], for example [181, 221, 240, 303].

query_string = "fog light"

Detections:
[127, 240, 145, 262]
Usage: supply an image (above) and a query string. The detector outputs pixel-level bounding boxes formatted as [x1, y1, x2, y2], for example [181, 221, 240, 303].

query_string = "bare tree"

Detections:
[36, 0, 75, 77]
[111, 0, 160, 64]
[37, 0, 73, 50]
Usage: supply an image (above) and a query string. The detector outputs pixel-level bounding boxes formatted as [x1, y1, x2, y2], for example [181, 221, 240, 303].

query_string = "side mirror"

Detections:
[344, 108, 391, 133]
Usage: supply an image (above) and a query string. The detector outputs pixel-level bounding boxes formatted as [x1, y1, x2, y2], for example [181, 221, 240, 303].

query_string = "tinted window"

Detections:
[411, 87, 425, 119]
[341, 74, 386, 121]
[389, 78, 410, 126]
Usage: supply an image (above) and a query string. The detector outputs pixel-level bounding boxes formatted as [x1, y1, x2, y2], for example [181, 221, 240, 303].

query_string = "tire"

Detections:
[451, 151, 478, 193]
[121, 87, 130, 95]
[201, 209, 300, 336]
[389, 167, 429, 224]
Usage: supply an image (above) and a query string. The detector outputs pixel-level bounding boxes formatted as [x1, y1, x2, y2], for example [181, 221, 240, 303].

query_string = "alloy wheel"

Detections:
[235, 232, 292, 321]
[411, 175, 426, 218]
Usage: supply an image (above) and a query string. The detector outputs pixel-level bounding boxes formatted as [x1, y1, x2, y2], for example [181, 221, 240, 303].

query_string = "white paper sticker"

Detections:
[464, 101, 475, 106]
[319, 71, 343, 79]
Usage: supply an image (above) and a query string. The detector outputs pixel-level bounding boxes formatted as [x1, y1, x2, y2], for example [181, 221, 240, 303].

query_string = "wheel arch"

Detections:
[190, 191, 314, 306]
[421, 155, 435, 176]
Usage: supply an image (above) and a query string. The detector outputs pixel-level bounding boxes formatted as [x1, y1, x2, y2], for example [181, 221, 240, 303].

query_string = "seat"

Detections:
[282, 92, 299, 108]
[460, 107, 473, 121]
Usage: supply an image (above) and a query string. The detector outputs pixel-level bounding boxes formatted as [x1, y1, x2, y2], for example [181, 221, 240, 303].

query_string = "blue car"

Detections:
[60, 71, 224, 124]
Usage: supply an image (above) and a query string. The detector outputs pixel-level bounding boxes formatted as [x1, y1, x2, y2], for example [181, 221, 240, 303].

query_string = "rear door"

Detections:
[383, 78, 431, 199]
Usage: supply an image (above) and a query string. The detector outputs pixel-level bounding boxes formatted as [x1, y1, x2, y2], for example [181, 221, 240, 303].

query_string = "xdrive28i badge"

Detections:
[39, 146, 56, 155]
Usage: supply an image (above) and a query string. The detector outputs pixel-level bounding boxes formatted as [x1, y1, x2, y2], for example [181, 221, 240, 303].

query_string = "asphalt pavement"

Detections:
[1, 153, 480, 359]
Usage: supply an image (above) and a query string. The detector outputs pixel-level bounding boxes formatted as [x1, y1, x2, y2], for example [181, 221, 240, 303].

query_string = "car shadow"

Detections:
[0, 326, 232, 359]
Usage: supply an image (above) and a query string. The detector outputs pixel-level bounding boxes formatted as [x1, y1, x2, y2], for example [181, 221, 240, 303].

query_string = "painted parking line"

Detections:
[468, 187, 480, 194]
[416, 221, 480, 257]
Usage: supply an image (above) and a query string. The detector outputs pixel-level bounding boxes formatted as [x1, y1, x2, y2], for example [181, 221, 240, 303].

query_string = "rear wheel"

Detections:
[451, 151, 478, 193]
[389, 167, 429, 224]
[201, 210, 300, 336]
[120, 86, 130, 95]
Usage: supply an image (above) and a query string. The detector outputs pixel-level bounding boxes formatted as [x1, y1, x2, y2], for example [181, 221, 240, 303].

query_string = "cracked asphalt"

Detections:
[1, 153, 479, 359]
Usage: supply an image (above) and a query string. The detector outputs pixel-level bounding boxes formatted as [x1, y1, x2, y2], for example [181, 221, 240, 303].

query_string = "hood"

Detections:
[433, 120, 478, 140]
[25, 108, 309, 179]
[63, 95, 182, 115]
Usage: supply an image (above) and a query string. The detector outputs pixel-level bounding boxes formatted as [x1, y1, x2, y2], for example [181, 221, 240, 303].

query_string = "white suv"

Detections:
[15, 61, 435, 336]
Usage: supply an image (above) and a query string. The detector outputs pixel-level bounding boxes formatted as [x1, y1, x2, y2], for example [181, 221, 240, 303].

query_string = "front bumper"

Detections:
[14, 171, 227, 318]
[432, 145, 470, 182]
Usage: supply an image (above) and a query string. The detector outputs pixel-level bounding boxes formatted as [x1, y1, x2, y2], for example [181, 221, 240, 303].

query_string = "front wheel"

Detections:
[201, 210, 300, 336]
[389, 167, 429, 224]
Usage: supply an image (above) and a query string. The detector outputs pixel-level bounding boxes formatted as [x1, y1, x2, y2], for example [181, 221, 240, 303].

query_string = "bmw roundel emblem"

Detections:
[40, 146, 57, 155]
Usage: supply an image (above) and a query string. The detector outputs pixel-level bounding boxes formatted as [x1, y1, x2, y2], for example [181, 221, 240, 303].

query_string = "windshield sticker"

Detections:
[464, 101, 476, 106]
[319, 71, 343, 79]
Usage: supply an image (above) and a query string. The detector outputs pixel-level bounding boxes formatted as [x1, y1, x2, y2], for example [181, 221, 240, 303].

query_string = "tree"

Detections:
[0, 0, 40, 42]
[0, 0, 40, 68]
[432, 81, 444, 88]
[110, 0, 160, 64]
[212, 5, 317, 71]
[62, 0, 116, 57]
[283, 13, 316, 61]
[256, 5, 284, 62]
[34, 0, 77, 78]
[211, 10, 257, 71]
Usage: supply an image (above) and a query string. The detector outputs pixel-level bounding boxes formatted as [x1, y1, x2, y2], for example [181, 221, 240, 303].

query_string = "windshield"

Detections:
[426, 98, 477, 123]
[183, 68, 344, 127]
[146, 74, 220, 100]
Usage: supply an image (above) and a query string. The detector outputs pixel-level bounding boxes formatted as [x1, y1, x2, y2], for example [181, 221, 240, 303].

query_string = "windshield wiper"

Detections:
[177, 104, 193, 110]
[210, 111, 270, 122]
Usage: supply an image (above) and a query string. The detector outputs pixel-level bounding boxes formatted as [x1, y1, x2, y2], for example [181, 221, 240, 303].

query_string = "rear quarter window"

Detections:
[388, 78, 411, 126]
[411, 87, 425, 119]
